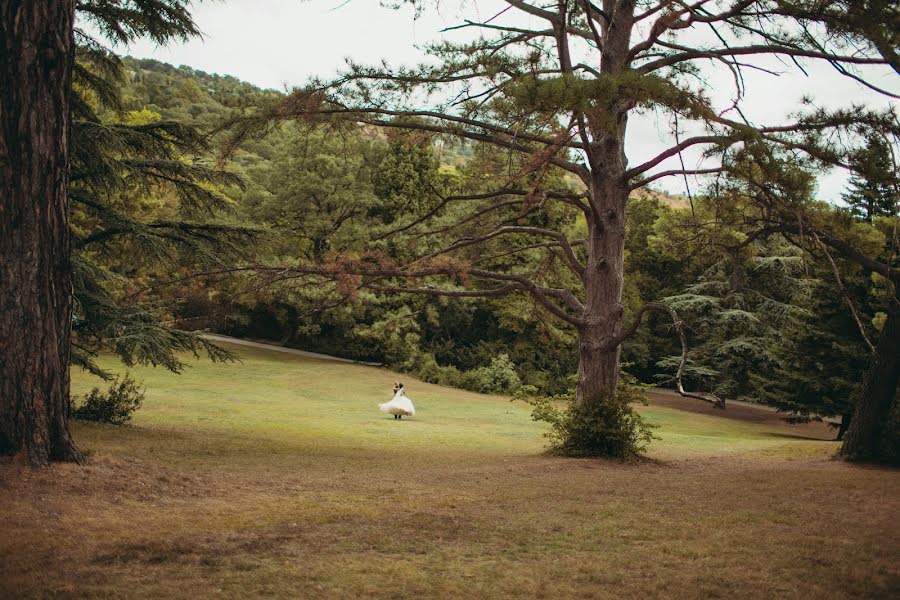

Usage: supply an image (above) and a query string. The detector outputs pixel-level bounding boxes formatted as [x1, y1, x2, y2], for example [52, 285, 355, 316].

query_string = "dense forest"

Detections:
[80, 56, 897, 451]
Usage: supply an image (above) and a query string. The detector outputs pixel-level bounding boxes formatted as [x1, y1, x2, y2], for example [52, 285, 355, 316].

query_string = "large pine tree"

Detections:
[1, 0, 256, 465]
[1, 1, 81, 465]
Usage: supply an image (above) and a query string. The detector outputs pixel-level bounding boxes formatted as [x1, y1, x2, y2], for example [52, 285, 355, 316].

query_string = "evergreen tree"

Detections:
[842, 135, 899, 222]
[661, 241, 815, 402]
[372, 133, 442, 224]
[708, 142, 899, 461]
[1, 1, 82, 465]
[71, 1, 260, 376]
[1, 0, 259, 465]
[241, 126, 384, 261]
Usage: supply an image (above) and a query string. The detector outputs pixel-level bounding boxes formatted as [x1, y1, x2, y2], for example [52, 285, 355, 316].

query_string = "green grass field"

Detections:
[2, 342, 898, 599]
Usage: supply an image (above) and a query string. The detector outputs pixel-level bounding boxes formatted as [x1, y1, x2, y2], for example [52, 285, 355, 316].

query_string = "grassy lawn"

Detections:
[1, 342, 898, 599]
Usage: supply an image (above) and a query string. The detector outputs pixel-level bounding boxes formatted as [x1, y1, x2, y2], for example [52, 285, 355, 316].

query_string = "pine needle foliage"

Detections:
[660, 237, 817, 402]
[841, 135, 899, 222]
[71, 1, 261, 376]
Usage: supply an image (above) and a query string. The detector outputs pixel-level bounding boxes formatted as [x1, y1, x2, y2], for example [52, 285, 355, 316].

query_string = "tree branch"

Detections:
[356, 116, 588, 176]
[625, 135, 736, 179]
[638, 41, 888, 75]
[413, 225, 586, 280]
[811, 231, 876, 355]
[607, 301, 726, 408]
[469, 268, 586, 324]
[631, 166, 725, 190]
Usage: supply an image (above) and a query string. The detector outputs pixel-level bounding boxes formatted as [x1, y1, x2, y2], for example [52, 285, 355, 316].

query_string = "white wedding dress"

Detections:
[379, 386, 415, 417]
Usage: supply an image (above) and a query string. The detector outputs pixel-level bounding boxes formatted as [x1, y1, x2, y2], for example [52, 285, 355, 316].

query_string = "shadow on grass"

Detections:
[763, 431, 837, 442]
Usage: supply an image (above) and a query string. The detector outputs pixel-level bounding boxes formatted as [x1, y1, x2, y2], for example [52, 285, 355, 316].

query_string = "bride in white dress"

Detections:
[379, 382, 415, 419]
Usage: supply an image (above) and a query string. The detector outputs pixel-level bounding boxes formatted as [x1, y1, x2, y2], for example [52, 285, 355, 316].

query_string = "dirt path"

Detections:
[201, 333, 382, 366]
[646, 390, 838, 438]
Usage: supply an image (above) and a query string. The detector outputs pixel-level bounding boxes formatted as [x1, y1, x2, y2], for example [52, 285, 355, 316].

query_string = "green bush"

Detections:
[470, 354, 522, 394]
[410, 352, 522, 395]
[459, 369, 493, 392]
[515, 372, 657, 459]
[436, 364, 464, 388]
[412, 353, 443, 383]
[72, 374, 145, 425]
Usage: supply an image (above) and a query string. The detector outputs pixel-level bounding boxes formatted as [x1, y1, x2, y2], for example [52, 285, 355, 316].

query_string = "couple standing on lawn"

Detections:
[378, 382, 415, 419]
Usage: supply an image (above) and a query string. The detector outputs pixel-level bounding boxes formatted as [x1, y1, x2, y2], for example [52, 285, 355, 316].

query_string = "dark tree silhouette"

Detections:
[0, 1, 83, 465]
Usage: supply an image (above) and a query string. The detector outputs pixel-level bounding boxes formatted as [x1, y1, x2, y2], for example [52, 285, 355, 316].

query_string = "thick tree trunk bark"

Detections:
[568, 161, 634, 457]
[574, 2, 634, 410]
[840, 299, 900, 462]
[575, 182, 628, 408]
[0, 1, 83, 465]
[835, 413, 851, 442]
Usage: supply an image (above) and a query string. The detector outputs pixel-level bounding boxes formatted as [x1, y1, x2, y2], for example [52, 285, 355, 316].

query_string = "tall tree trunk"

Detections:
[575, 177, 628, 408]
[574, 1, 634, 410]
[835, 413, 851, 441]
[0, 1, 83, 465]
[840, 299, 900, 462]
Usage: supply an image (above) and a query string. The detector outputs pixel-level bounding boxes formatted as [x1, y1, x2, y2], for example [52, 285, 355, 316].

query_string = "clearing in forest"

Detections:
[1, 342, 898, 599]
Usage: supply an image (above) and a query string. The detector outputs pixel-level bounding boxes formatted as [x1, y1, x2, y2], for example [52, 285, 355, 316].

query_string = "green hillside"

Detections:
[67, 342, 837, 461]
[2, 343, 896, 598]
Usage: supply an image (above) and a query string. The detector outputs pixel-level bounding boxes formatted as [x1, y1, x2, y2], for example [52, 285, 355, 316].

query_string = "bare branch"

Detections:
[503, 0, 560, 24]
[607, 301, 726, 408]
[365, 282, 522, 298]
[356, 116, 588, 176]
[625, 135, 736, 179]
[638, 41, 888, 75]
[631, 166, 725, 190]
[413, 225, 586, 280]
[371, 185, 511, 241]
[762, 223, 900, 284]
[317, 106, 583, 150]
[811, 231, 877, 355]
[469, 268, 586, 324]
[219, 260, 589, 328]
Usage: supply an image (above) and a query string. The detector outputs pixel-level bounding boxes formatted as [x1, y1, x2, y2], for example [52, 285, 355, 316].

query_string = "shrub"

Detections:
[515, 372, 657, 459]
[412, 352, 442, 383]
[436, 364, 464, 388]
[72, 374, 145, 425]
[472, 354, 522, 394]
[410, 352, 522, 395]
[459, 368, 493, 393]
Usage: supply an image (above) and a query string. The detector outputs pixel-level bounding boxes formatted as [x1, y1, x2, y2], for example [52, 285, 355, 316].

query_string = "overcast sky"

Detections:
[104, 0, 898, 201]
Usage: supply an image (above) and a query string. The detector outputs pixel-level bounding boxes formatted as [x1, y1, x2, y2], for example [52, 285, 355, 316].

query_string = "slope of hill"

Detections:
[2, 343, 896, 598]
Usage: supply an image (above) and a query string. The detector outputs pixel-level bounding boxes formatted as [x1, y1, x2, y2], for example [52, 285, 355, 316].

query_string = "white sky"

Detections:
[106, 0, 898, 202]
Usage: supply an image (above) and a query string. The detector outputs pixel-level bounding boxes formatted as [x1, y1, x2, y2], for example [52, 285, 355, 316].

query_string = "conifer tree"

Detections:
[1, 0, 257, 465]
[706, 140, 899, 461]
[1, 1, 81, 465]
[652, 190, 873, 435]
[69, 47, 258, 375]
[841, 135, 899, 222]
